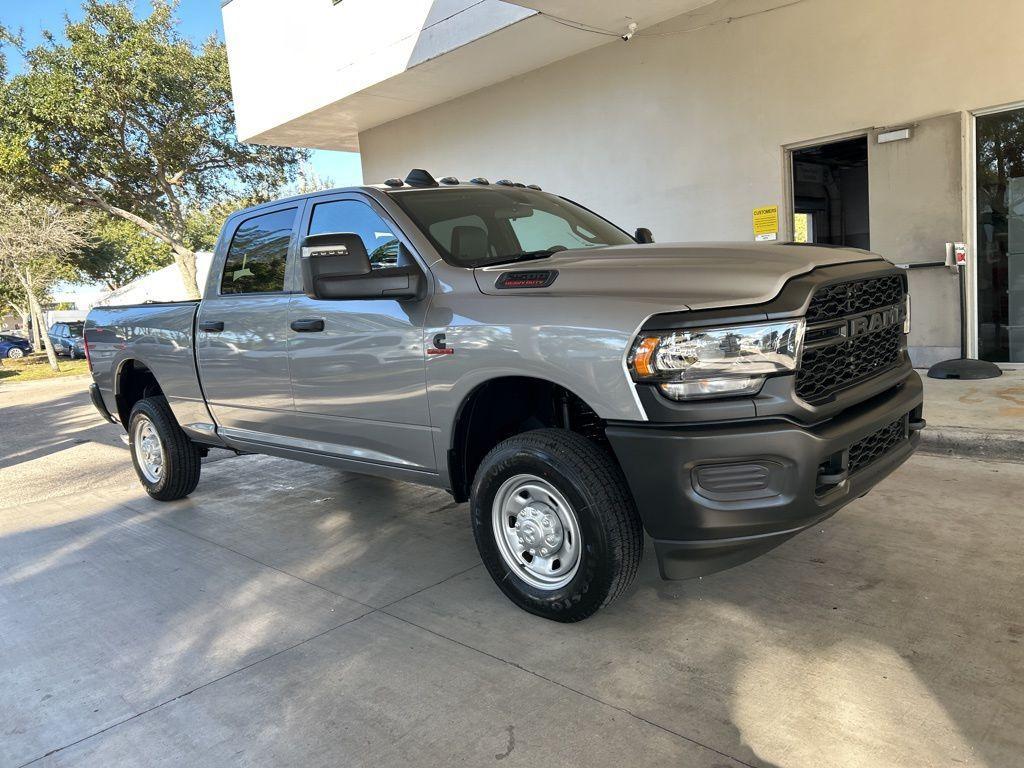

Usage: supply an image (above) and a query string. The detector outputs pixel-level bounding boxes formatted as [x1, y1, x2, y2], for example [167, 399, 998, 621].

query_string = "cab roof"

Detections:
[226, 170, 543, 221]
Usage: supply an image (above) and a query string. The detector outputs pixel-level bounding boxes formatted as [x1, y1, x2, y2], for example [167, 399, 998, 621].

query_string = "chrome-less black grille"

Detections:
[797, 325, 902, 402]
[848, 417, 907, 475]
[805, 274, 905, 323]
[796, 274, 906, 404]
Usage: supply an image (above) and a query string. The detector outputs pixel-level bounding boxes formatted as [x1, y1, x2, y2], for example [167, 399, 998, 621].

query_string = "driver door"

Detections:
[283, 194, 435, 471]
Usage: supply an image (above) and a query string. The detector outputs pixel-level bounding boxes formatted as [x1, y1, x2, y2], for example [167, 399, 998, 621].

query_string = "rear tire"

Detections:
[471, 429, 643, 622]
[128, 396, 202, 501]
[7, 347, 24, 359]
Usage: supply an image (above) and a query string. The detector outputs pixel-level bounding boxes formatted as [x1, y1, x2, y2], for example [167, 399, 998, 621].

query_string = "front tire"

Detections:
[128, 396, 202, 501]
[471, 429, 643, 622]
[6, 347, 24, 359]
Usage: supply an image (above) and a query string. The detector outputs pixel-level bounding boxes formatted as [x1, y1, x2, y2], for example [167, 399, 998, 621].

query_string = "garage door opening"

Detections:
[791, 137, 870, 249]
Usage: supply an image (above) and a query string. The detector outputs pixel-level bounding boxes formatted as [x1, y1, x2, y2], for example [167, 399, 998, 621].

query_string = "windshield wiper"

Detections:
[484, 249, 558, 267]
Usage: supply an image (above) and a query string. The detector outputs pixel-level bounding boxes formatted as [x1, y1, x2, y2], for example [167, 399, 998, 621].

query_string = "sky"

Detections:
[1, 0, 364, 187]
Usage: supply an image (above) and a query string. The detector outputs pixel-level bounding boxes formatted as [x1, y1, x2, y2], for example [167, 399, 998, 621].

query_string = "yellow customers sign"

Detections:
[752, 205, 779, 241]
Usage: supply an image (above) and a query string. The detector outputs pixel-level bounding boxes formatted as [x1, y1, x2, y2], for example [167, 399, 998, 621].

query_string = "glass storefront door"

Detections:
[976, 107, 1024, 362]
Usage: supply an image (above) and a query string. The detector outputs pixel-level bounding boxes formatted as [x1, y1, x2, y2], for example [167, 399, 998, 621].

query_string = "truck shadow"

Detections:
[0, 389, 114, 470]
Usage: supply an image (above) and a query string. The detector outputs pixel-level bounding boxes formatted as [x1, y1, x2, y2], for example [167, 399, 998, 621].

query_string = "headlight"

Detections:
[628, 320, 804, 400]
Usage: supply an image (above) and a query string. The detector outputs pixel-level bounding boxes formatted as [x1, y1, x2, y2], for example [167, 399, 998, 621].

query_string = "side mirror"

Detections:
[635, 227, 655, 244]
[300, 233, 424, 301]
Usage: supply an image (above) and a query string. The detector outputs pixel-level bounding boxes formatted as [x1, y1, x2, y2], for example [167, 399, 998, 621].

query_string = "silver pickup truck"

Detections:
[86, 169, 924, 621]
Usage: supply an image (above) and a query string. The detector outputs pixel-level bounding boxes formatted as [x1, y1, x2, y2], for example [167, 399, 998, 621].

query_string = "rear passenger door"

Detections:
[196, 205, 299, 438]
[284, 194, 434, 471]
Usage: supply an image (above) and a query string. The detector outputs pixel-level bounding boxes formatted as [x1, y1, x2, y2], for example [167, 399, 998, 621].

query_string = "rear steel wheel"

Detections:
[132, 416, 165, 484]
[128, 396, 202, 501]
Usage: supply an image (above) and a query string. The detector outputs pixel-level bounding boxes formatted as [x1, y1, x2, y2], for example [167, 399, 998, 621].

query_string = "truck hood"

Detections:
[473, 242, 883, 310]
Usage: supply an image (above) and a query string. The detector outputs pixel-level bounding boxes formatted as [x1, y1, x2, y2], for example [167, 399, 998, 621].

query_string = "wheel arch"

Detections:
[114, 358, 165, 427]
[446, 375, 611, 503]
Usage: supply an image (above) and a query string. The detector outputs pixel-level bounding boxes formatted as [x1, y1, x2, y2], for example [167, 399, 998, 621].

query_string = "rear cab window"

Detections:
[220, 208, 298, 294]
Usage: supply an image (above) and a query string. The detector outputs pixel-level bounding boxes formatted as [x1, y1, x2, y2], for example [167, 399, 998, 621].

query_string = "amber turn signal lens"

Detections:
[632, 336, 660, 377]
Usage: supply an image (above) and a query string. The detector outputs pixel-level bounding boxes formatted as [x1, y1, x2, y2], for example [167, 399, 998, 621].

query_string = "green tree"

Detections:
[0, 1, 309, 299]
[0, 275, 30, 331]
[78, 216, 174, 290]
[0, 191, 88, 370]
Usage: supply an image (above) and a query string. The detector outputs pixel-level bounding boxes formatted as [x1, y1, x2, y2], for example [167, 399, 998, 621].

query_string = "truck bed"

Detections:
[85, 301, 213, 438]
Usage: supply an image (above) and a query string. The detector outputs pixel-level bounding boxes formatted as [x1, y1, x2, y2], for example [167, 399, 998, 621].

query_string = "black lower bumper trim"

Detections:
[89, 383, 115, 423]
[607, 372, 923, 580]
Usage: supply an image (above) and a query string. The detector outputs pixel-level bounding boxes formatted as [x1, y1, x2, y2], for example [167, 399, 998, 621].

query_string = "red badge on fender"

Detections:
[428, 332, 453, 355]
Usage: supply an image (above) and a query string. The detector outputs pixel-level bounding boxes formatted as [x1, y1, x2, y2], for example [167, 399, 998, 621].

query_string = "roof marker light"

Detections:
[405, 169, 439, 187]
[470, 177, 490, 185]
[384, 178, 404, 187]
[440, 176, 460, 185]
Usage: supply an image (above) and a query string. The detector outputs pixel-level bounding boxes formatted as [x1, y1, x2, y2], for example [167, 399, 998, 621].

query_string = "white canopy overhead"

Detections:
[222, 0, 717, 152]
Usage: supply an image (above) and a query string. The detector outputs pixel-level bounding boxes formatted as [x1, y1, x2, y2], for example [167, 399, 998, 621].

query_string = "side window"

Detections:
[308, 200, 404, 270]
[220, 208, 297, 294]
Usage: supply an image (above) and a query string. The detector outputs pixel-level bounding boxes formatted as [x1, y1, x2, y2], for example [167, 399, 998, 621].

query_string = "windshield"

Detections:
[66, 324, 83, 337]
[391, 187, 634, 268]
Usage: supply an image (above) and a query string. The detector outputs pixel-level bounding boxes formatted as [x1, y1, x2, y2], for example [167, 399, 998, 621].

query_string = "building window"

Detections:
[976, 107, 1024, 362]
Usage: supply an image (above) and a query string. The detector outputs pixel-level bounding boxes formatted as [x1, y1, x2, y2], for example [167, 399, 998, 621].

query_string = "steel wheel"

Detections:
[491, 473, 582, 590]
[132, 415, 165, 483]
[7, 347, 24, 359]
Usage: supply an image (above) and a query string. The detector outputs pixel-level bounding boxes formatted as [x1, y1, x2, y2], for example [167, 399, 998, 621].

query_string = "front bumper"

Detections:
[606, 372, 923, 579]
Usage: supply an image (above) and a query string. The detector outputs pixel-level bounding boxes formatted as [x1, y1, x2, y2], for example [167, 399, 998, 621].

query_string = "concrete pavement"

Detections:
[1, 378, 1022, 767]
[0, 376, 233, 508]
[919, 370, 1024, 461]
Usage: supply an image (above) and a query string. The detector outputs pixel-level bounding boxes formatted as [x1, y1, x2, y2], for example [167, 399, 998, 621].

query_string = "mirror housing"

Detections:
[635, 227, 655, 244]
[300, 233, 424, 301]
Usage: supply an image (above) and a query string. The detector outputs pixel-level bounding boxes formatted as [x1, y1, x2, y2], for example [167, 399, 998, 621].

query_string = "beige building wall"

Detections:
[359, 0, 1024, 360]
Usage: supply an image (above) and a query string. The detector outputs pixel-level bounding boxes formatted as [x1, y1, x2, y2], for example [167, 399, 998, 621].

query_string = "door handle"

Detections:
[198, 321, 224, 333]
[290, 318, 325, 333]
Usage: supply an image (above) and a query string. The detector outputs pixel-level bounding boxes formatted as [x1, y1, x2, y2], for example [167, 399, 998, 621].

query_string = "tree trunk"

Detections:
[76, 193, 202, 299]
[28, 291, 60, 371]
[14, 304, 30, 336]
[29, 307, 42, 352]
[171, 244, 201, 300]
[20, 270, 44, 353]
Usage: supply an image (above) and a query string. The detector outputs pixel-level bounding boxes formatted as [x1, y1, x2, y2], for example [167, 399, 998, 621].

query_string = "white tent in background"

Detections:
[94, 252, 214, 306]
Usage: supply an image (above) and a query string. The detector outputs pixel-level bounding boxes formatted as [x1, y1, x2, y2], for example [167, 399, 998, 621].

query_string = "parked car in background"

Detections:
[0, 333, 32, 359]
[48, 322, 86, 359]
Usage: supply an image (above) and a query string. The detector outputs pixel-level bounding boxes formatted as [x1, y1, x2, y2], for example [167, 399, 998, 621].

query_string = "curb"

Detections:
[918, 426, 1024, 463]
